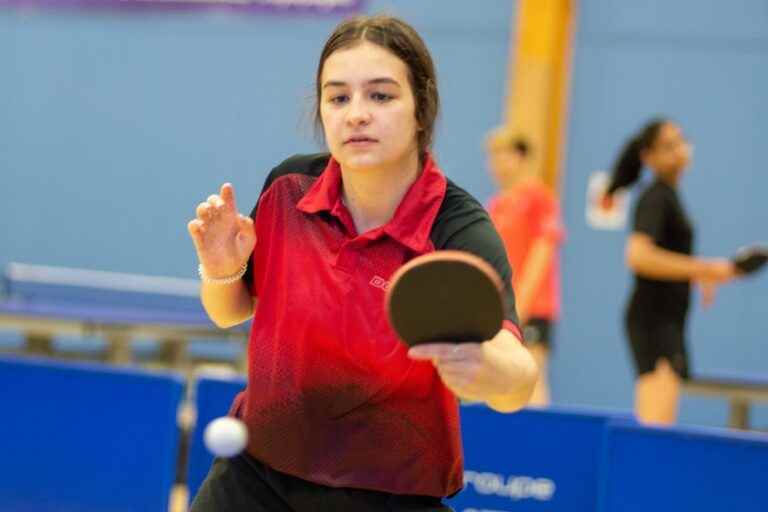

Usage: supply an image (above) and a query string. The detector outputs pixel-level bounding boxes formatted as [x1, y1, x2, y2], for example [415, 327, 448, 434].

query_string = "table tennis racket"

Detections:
[732, 244, 767, 276]
[385, 250, 504, 347]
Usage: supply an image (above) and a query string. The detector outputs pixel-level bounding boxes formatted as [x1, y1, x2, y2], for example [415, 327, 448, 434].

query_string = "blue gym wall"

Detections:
[555, 0, 768, 427]
[0, 1, 513, 275]
[1, 0, 766, 428]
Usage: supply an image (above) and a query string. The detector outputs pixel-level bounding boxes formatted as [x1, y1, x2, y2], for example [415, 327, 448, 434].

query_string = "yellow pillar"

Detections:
[505, 0, 574, 191]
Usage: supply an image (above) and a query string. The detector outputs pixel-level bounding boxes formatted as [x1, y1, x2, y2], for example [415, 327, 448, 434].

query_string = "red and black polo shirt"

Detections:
[232, 153, 520, 498]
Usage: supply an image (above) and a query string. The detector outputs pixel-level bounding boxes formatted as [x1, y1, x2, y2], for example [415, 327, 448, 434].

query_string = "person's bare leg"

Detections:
[634, 358, 680, 425]
[527, 343, 550, 406]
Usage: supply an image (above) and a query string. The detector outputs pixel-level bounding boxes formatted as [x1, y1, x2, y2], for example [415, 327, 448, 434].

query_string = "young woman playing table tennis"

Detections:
[604, 118, 738, 426]
[187, 14, 537, 512]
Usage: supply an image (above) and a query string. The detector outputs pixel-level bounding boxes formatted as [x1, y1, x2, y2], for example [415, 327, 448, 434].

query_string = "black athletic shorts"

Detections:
[522, 317, 554, 348]
[625, 301, 689, 379]
[190, 454, 453, 512]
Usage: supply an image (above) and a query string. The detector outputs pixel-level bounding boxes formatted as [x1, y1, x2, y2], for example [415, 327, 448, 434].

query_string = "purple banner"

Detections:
[0, 0, 365, 15]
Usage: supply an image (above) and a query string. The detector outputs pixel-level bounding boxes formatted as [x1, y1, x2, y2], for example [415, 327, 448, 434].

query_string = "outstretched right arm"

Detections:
[188, 183, 257, 328]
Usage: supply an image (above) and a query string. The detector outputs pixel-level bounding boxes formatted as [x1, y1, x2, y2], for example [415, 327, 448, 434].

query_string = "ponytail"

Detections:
[605, 117, 668, 196]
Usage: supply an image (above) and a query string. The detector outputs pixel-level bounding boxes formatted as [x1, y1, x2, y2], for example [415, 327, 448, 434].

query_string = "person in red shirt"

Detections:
[186, 15, 537, 512]
[486, 130, 564, 406]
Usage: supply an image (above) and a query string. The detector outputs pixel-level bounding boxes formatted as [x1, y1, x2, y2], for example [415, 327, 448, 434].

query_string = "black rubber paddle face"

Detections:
[387, 258, 504, 347]
[733, 245, 768, 275]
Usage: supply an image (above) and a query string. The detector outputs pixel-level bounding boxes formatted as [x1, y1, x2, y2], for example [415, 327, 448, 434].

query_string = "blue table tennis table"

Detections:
[0, 262, 248, 368]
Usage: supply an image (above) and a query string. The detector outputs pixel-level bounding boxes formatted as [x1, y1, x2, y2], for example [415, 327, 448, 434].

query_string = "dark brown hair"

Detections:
[509, 136, 531, 158]
[606, 117, 669, 196]
[314, 15, 439, 157]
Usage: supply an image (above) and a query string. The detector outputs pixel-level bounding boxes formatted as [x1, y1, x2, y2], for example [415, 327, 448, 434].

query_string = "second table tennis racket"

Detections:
[732, 244, 768, 276]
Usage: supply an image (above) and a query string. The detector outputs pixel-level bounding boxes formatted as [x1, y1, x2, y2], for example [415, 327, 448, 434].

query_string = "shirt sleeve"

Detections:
[241, 167, 280, 294]
[241, 202, 260, 296]
[633, 187, 668, 243]
[440, 218, 523, 341]
[241, 153, 331, 295]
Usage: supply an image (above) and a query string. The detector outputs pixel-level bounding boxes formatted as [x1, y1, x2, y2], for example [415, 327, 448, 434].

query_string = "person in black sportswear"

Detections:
[186, 15, 538, 511]
[604, 118, 737, 425]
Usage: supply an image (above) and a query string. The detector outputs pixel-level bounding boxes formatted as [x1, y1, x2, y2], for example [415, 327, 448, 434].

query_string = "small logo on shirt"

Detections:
[369, 275, 390, 291]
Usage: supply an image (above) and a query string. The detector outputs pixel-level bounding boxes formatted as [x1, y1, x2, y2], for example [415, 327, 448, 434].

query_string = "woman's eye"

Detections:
[329, 95, 349, 104]
[371, 92, 393, 102]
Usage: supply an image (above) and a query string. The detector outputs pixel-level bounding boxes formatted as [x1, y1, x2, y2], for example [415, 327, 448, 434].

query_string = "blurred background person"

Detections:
[604, 118, 739, 425]
[486, 128, 565, 406]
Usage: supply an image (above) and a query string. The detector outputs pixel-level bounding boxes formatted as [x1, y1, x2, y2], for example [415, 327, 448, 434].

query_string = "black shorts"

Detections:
[522, 317, 554, 348]
[190, 454, 453, 512]
[625, 305, 689, 379]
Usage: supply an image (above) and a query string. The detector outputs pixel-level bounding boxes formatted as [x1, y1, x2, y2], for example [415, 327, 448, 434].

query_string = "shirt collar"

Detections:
[296, 154, 447, 254]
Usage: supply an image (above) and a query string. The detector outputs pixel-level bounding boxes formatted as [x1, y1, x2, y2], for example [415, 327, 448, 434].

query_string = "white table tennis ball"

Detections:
[203, 416, 248, 458]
